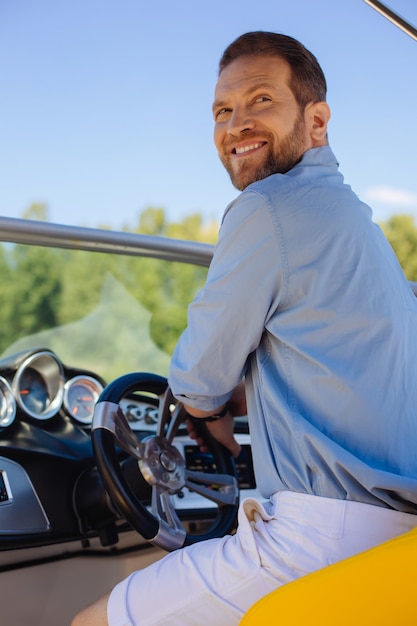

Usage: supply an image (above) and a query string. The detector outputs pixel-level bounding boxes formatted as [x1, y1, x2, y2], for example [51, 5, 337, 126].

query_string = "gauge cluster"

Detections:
[0, 348, 167, 434]
[0, 348, 107, 429]
[119, 395, 159, 431]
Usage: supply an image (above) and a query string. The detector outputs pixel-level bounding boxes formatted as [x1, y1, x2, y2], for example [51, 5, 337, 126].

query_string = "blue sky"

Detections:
[1, 0, 416, 231]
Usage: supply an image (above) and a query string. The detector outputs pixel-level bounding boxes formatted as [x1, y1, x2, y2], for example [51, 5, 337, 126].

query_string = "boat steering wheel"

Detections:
[91, 372, 239, 551]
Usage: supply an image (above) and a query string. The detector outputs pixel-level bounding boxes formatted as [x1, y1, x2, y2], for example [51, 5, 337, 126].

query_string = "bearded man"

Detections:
[73, 32, 417, 626]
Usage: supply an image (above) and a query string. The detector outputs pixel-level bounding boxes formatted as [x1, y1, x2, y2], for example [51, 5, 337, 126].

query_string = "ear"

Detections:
[304, 101, 331, 147]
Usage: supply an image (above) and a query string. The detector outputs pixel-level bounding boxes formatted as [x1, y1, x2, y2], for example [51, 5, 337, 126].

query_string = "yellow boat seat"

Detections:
[240, 526, 417, 625]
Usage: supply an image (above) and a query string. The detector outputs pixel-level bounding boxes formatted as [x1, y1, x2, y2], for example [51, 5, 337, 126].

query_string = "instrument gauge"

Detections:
[0, 376, 16, 428]
[64, 376, 103, 425]
[13, 351, 64, 420]
[119, 397, 159, 430]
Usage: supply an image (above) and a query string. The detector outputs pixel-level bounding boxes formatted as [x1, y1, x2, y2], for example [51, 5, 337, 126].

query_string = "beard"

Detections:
[220, 113, 307, 191]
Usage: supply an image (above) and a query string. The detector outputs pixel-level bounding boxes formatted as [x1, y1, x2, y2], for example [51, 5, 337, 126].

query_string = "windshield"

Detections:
[0, 240, 208, 384]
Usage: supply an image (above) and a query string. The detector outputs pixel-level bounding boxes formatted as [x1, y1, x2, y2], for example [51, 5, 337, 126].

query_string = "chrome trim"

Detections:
[150, 489, 187, 551]
[0, 377, 16, 428]
[92, 400, 124, 434]
[364, 0, 417, 41]
[93, 401, 145, 460]
[0, 469, 13, 503]
[63, 375, 103, 425]
[0, 216, 213, 267]
[12, 350, 64, 420]
[138, 436, 185, 493]
[1, 217, 416, 296]
[184, 470, 239, 507]
[0, 457, 51, 534]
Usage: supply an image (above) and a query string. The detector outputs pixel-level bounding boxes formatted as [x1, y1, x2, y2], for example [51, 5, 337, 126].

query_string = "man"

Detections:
[73, 32, 417, 626]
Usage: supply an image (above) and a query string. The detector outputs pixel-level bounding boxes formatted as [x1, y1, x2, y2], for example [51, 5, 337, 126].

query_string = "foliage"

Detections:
[0, 245, 63, 350]
[380, 214, 417, 281]
[0, 206, 215, 370]
[3, 204, 417, 380]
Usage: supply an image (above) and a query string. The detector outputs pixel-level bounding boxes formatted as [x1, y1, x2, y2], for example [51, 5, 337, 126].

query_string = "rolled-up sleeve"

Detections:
[168, 189, 284, 412]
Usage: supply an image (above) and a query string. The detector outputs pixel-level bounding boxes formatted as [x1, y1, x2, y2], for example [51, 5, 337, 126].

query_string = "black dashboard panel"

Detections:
[184, 443, 256, 490]
[0, 348, 260, 563]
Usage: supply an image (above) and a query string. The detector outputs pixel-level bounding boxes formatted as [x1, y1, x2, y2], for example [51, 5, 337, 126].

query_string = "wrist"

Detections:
[189, 403, 228, 423]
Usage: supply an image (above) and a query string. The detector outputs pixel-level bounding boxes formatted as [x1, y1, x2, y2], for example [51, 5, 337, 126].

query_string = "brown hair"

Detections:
[218, 32, 327, 110]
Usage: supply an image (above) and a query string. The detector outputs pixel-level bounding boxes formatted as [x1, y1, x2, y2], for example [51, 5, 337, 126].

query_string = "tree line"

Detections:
[0, 205, 416, 363]
[0, 205, 217, 362]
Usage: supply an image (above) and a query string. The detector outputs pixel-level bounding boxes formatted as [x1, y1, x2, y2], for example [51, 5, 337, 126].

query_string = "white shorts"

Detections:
[107, 492, 417, 626]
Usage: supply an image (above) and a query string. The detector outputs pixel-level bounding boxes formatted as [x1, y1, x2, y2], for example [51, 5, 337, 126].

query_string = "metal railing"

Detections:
[1, 216, 416, 295]
[0, 216, 214, 267]
[363, 0, 417, 41]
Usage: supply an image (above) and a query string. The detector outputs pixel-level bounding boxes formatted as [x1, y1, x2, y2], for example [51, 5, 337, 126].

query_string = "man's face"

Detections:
[213, 55, 311, 191]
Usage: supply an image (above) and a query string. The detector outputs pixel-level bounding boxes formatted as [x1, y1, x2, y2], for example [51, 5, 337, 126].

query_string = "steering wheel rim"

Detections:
[91, 372, 239, 551]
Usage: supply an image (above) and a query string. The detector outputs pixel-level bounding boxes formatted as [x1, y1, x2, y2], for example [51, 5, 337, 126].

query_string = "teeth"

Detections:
[235, 143, 262, 154]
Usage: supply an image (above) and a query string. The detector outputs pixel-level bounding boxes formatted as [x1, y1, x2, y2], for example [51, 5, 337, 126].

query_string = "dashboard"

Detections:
[0, 348, 259, 567]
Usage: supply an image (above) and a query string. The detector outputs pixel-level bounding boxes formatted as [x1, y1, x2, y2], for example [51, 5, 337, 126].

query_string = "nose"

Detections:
[227, 106, 255, 136]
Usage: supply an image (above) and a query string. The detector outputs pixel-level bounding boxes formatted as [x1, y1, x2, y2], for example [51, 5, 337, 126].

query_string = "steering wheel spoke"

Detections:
[93, 400, 145, 461]
[156, 387, 176, 437]
[150, 486, 187, 547]
[185, 469, 239, 507]
[157, 387, 188, 443]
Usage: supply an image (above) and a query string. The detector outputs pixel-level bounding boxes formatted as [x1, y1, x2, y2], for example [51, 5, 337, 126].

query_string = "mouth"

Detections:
[232, 142, 266, 156]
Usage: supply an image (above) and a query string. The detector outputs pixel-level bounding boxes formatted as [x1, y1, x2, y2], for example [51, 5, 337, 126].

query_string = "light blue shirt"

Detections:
[169, 146, 417, 512]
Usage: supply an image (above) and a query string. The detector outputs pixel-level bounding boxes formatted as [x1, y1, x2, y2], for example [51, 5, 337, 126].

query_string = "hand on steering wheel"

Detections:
[91, 373, 239, 551]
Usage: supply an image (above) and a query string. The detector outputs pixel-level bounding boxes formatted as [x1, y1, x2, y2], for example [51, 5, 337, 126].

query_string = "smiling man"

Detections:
[212, 53, 327, 189]
[73, 32, 417, 626]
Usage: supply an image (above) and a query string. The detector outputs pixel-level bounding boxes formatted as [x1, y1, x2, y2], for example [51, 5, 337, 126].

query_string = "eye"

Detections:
[214, 107, 231, 121]
[254, 95, 272, 104]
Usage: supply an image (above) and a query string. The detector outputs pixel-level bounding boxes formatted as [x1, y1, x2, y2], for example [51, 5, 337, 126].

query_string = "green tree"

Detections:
[56, 248, 118, 326]
[22, 202, 49, 221]
[137, 207, 167, 236]
[380, 214, 417, 281]
[130, 208, 216, 353]
[0, 245, 13, 351]
[0, 244, 63, 352]
[0, 205, 216, 357]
